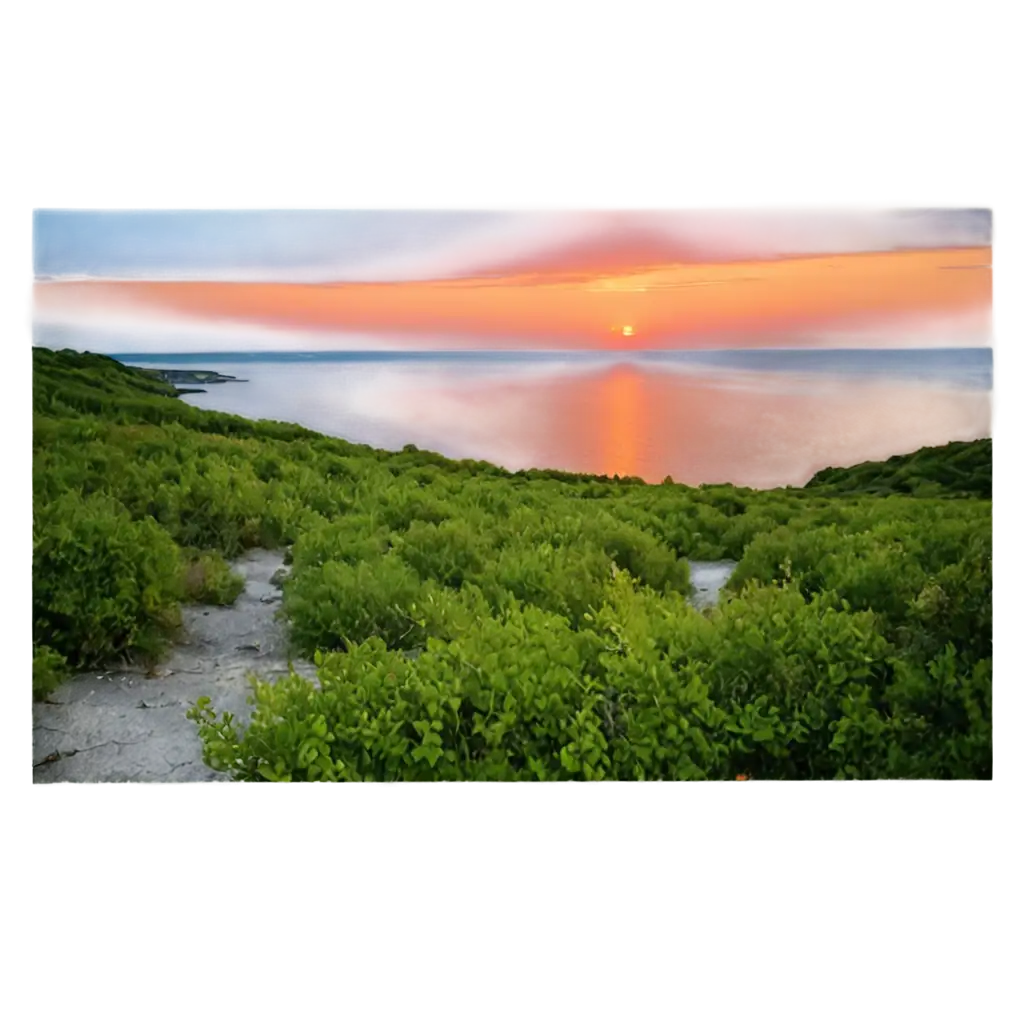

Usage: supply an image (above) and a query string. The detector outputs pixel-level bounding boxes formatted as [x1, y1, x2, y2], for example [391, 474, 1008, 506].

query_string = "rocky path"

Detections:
[32, 553, 737, 783]
[32, 549, 314, 783]
[688, 560, 738, 610]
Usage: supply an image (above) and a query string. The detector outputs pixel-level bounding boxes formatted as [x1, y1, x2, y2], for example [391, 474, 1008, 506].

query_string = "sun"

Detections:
[608, 323, 637, 345]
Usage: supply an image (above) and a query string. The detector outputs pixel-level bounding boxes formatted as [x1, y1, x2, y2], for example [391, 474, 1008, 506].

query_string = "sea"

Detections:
[112, 348, 992, 490]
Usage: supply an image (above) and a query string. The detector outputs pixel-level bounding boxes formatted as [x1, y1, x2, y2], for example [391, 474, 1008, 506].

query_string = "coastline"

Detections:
[141, 368, 248, 395]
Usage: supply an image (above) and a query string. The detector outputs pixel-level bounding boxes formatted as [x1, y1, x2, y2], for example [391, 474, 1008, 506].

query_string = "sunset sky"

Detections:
[33, 210, 992, 352]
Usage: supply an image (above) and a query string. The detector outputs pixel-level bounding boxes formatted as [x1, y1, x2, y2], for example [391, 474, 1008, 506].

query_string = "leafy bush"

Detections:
[33, 491, 183, 669]
[586, 513, 690, 593]
[33, 645, 68, 701]
[284, 555, 491, 657]
[180, 550, 245, 605]
[392, 518, 485, 587]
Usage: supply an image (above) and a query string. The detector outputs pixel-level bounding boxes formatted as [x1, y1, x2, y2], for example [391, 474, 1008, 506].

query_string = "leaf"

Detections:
[412, 744, 442, 767]
[559, 747, 580, 772]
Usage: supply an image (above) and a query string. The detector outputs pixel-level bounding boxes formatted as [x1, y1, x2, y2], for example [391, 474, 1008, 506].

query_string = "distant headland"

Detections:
[133, 367, 248, 393]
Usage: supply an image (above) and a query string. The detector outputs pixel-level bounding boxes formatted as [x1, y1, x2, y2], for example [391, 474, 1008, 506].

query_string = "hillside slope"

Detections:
[806, 438, 991, 499]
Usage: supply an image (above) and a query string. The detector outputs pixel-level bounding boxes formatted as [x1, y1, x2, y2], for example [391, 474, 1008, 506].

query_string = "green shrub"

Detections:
[33, 645, 68, 701]
[283, 553, 428, 652]
[33, 491, 183, 669]
[480, 543, 601, 624]
[189, 602, 614, 781]
[696, 584, 889, 779]
[586, 514, 690, 594]
[290, 515, 390, 570]
[392, 518, 486, 587]
[180, 550, 245, 605]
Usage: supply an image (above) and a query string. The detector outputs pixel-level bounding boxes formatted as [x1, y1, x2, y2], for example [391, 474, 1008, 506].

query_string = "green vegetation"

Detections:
[33, 347, 992, 779]
[32, 645, 68, 702]
[180, 550, 246, 605]
[806, 438, 992, 499]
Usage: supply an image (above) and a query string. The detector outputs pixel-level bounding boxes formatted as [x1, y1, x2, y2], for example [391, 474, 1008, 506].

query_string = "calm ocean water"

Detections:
[114, 349, 992, 489]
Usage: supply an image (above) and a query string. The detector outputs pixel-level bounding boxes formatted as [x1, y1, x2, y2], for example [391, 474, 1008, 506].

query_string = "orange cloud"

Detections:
[35, 246, 990, 349]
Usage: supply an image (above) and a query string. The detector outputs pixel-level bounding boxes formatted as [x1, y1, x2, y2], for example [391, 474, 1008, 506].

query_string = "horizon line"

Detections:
[86, 346, 995, 359]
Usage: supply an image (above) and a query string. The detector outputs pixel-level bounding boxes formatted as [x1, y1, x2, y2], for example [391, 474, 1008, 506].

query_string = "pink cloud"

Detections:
[389, 201, 991, 286]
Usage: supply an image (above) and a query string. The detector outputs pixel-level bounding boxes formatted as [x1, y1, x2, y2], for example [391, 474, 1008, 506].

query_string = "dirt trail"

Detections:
[33, 549, 314, 783]
[32, 554, 737, 783]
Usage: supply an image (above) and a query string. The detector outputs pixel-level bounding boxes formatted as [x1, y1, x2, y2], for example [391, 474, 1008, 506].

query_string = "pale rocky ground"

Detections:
[33, 549, 314, 783]
[32, 553, 737, 783]
[688, 560, 737, 610]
